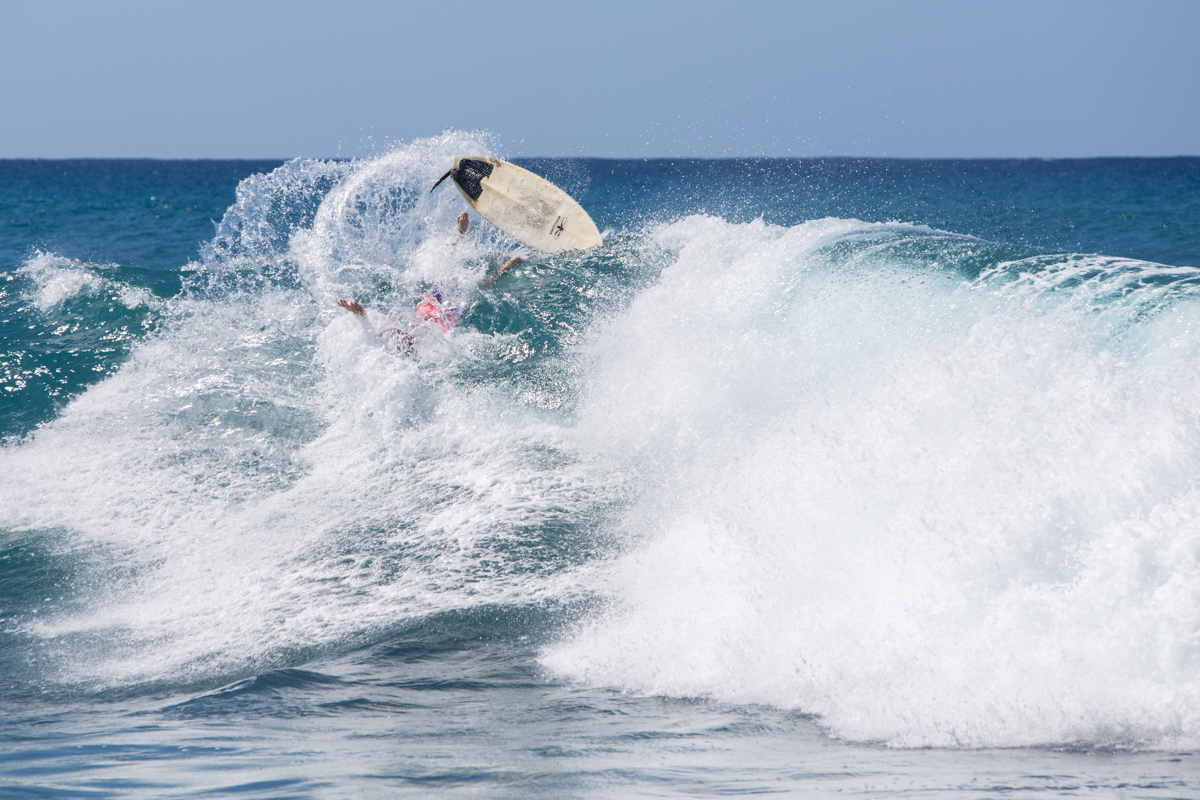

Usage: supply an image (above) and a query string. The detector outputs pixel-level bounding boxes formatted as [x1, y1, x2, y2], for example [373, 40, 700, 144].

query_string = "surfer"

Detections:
[337, 211, 522, 352]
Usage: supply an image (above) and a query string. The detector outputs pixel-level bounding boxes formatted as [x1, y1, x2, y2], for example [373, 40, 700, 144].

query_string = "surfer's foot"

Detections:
[338, 298, 365, 316]
[457, 211, 469, 236]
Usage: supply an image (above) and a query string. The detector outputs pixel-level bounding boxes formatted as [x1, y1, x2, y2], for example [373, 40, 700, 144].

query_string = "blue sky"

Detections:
[2, 0, 1197, 159]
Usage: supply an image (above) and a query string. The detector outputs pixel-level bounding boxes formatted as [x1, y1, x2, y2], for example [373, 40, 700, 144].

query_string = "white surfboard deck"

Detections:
[443, 157, 602, 254]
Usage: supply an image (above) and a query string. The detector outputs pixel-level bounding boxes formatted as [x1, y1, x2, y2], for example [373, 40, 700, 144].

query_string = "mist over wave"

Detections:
[3, 135, 1200, 751]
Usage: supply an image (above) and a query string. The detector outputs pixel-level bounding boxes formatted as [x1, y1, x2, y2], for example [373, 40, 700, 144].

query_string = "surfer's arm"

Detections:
[455, 211, 468, 242]
[337, 298, 416, 354]
[481, 256, 523, 288]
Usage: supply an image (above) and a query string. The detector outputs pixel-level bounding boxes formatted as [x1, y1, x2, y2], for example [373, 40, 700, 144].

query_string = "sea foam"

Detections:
[544, 214, 1200, 749]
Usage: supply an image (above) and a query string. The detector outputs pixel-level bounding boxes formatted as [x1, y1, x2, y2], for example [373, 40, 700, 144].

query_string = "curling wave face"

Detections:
[3, 137, 1200, 751]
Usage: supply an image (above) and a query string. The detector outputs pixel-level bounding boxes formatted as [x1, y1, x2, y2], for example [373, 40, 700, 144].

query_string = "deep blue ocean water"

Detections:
[3, 134, 1200, 797]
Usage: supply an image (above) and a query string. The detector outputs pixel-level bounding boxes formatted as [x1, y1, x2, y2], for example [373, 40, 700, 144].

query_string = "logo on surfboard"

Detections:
[550, 216, 567, 238]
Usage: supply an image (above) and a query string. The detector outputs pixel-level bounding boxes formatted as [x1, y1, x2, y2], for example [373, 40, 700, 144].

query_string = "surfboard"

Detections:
[431, 157, 602, 253]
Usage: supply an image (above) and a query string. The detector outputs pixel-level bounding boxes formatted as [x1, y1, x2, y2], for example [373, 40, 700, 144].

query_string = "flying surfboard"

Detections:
[430, 157, 602, 253]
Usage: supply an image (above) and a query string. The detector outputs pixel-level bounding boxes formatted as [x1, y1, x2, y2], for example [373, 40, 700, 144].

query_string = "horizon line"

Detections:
[2, 154, 1198, 163]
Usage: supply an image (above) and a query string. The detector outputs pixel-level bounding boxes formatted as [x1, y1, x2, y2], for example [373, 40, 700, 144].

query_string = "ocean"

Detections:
[2, 132, 1200, 797]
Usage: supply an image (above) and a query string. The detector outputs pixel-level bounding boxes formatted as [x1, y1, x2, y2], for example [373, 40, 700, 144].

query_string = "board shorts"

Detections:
[414, 290, 458, 333]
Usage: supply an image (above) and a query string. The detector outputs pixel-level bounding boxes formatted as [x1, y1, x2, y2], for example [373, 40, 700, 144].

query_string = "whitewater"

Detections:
[2, 134, 1200, 796]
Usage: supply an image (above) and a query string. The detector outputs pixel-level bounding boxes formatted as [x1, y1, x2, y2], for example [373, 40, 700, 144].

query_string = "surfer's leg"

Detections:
[480, 256, 522, 289]
[498, 255, 522, 276]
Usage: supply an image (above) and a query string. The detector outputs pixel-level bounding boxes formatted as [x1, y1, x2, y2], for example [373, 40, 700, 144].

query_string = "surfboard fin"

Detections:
[429, 169, 452, 194]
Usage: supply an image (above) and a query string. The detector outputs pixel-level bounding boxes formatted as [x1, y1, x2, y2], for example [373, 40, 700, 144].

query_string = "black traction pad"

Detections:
[452, 159, 494, 201]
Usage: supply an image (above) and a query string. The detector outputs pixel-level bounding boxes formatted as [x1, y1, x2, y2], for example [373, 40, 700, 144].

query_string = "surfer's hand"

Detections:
[338, 298, 365, 316]
[457, 211, 469, 236]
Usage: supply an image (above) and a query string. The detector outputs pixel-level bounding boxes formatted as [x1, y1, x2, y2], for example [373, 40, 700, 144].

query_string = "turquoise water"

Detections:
[3, 135, 1200, 797]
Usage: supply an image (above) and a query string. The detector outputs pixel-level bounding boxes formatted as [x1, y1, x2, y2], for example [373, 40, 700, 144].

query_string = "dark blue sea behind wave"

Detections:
[3, 138, 1200, 797]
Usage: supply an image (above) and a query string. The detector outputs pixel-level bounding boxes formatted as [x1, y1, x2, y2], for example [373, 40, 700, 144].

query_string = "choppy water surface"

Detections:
[3, 139, 1200, 797]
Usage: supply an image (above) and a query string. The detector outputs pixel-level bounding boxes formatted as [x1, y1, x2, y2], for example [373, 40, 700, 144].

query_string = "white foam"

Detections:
[14, 251, 163, 319]
[544, 215, 1200, 749]
[16, 252, 114, 312]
